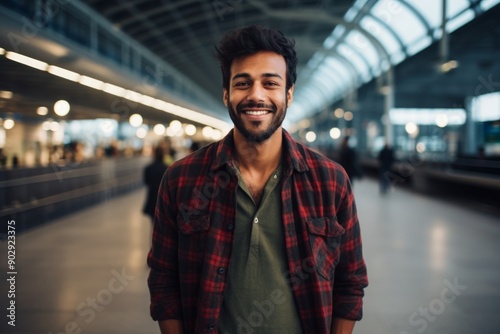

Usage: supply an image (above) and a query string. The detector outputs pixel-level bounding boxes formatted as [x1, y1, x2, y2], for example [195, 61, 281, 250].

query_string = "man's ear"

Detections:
[223, 89, 228, 107]
[287, 84, 294, 106]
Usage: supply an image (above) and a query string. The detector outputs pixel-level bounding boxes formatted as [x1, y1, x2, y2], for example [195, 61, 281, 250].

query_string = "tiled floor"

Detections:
[1, 179, 499, 334]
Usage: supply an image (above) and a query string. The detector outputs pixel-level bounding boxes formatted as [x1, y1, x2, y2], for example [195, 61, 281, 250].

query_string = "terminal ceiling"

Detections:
[1, 0, 499, 129]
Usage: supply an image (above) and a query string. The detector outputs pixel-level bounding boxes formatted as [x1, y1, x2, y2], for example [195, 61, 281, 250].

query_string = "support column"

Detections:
[383, 67, 394, 146]
[464, 97, 477, 155]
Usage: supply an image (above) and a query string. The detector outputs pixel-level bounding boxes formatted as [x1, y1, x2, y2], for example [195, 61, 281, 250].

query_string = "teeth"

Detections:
[245, 110, 268, 115]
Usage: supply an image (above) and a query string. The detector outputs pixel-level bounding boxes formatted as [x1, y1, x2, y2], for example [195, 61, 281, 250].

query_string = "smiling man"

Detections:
[147, 25, 368, 334]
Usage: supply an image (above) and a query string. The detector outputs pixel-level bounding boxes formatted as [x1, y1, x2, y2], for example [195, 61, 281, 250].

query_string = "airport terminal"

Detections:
[0, 1, 499, 333]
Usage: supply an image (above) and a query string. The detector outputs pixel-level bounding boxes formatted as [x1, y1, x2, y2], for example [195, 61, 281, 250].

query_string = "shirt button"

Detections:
[227, 223, 234, 231]
[254, 217, 259, 224]
[218, 267, 225, 275]
[208, 323, 215, 330]
[274, 174, 277, 179]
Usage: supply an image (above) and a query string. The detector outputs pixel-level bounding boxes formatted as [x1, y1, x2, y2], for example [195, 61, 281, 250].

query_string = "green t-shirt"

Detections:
[218, 164, 302, 334]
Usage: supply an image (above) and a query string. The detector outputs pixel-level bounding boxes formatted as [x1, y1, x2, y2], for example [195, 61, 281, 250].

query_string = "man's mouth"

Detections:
[244, 110, 270, 115]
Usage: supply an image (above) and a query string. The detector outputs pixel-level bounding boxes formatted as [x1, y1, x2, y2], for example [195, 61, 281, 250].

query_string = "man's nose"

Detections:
[246, 83, 265, 102]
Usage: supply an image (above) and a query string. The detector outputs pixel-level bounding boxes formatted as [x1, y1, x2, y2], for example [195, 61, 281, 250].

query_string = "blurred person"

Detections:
[337, 136, 361, 185]
[0, 148, 6, 168]
[12, 154, 19, 168]
[143, 146, 169, 222]
[147, 25, 368, 334]
[378, 143, 395, 194]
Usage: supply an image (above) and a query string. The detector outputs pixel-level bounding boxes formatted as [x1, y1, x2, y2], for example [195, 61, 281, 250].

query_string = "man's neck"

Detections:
[233, 128, 283, 175]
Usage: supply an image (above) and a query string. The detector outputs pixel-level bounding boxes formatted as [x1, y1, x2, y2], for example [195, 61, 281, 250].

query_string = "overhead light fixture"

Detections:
[334, 108, 344, 118]
[330, 127, 341, 139]
[3, 118, 15, 130]
[2, 49, 231, 133]
[37, 106, 49, 115]
[305, 131, 317, 143]
[0, 91, 13, 99]
[185, 124, 197, 136]
[438, 60, 459, 73]
[47, 65, 80, 82]
[79, 75, 104, 90]
[129, 114, 143, 127]
[54, 100, 70, 116]
[6, 51, 48, 71]
[102, 83, 126, 97]
[153, 124, 166, 136]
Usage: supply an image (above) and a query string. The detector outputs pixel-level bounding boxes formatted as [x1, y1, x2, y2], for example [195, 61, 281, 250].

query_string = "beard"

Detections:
[228, 100, 287, 143]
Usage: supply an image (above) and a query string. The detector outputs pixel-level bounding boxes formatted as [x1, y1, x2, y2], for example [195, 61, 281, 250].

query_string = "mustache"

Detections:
[236, 102, 277, 113]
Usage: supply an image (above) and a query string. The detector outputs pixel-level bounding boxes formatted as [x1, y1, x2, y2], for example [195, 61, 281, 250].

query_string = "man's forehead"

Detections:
[230, 51, 287, 77]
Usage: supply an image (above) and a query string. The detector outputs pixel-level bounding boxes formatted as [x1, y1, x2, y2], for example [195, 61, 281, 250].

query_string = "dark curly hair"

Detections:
[214, 25, 298, 92]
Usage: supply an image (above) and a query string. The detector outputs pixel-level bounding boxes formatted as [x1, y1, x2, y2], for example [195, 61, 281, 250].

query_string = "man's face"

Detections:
[224, 51, 294, 143]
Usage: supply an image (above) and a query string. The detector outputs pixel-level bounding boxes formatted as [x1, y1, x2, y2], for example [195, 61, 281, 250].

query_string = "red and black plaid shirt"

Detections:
[148, 129, 368, 333]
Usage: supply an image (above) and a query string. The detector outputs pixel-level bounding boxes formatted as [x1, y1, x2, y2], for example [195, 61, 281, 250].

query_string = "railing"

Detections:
[0, 156, 149, 234]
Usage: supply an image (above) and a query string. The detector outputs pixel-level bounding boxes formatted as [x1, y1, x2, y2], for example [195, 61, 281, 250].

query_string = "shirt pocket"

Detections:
[306, 217, 345, 280]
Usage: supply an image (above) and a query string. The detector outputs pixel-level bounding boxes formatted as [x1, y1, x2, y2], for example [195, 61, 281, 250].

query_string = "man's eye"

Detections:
[235, 82, 249, 87]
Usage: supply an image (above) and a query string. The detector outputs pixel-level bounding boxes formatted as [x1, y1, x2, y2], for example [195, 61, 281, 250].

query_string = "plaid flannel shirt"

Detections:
[147, 129, 368, 333]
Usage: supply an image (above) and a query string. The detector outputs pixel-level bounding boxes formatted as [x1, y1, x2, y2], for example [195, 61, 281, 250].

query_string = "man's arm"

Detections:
[159, 319, 184, 334]
[147, 171, 183, 324]
[331, 172, 368, 322]
[331, 317, 355, 334]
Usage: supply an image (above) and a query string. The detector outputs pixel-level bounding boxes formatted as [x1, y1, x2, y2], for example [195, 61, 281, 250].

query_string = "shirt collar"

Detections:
[210, 128, 309, 174]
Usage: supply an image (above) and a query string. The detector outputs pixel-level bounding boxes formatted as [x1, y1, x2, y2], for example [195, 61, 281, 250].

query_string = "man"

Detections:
[378, 143, 395, 194]
[148, 25, 368, 334]
[338, 136, 361, 185]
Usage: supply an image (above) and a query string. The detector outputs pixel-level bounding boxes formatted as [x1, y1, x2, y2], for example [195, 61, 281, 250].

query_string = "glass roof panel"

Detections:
[406, 0, 441, 30]
[447, 0, 471, 18]
[323, 57, 352, 87]
[344, 30, 380, 71]
[337, 44, 371, 82]
[406, 35, 432, 56]
[481, 0, 500, 11]
[447, 9, 475, 33]
[289, 0, 494, 122]
[360, 16, 401, 61]
[372, 0, 426, 47]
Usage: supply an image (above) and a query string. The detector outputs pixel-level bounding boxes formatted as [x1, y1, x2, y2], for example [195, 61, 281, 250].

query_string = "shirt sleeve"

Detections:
[147, 171, 183, 321]
[332, 175, 368, 320]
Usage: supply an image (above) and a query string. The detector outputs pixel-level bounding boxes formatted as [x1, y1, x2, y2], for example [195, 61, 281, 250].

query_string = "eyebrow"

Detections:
[231, 72, 284, 81]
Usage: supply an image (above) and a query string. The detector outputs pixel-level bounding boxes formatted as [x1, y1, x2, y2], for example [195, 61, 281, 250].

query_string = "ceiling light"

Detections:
[329, 127, 341, 139]
[0, 91, 13, 99]
[439, 60, 459, 73]
[37, 106, 48, 115]
[136, 127, 147, 139]
[47, 65, 80, 82]
[102, 83, 126, 97]
[169, 120, 182, 131]
[334, 108, 344, 118]
[79, 75, 104, 90]
[3, 119, 15, 130]
[129, 114, 143, 127]
[6, 51, 48, 71]
[344, 111, 353, 121]
[202, 126, 214, 138]
[185, 124, 197, 136]
[154, 124, 166, 136]
[54, 100, 70, 116]
[305, 131, 316, 143]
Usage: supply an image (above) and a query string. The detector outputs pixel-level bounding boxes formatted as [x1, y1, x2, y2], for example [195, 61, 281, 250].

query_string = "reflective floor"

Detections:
[1, 178, 499, 334]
